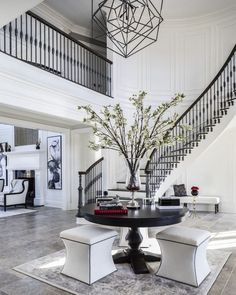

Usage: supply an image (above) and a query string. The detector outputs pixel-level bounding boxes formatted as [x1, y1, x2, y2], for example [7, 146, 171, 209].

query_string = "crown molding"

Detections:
[31, 3, 91, 37]
[164, 4, 236, 28]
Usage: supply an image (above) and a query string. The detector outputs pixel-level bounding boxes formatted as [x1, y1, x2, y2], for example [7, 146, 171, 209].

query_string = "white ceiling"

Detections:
[44, 0, 236, 30]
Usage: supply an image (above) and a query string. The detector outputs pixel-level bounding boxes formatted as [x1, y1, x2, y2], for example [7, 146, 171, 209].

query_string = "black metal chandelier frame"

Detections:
[92, 0, 164, 58]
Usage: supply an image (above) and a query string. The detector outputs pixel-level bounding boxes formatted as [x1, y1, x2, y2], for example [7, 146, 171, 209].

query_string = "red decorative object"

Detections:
[191, 186, 199, 190]
[94, 209, 128, 215]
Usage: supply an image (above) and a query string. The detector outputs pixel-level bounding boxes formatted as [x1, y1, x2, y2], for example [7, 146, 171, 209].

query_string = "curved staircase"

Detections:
[109, 44, 236, 201]
[146, 44, 236, 200]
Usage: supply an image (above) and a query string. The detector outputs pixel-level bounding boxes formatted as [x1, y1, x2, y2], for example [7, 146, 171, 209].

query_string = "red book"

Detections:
[94, 209, 128, 215]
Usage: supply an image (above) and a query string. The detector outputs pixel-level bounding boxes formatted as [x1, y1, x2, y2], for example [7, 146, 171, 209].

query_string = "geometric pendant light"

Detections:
[92, 0, 164, 58]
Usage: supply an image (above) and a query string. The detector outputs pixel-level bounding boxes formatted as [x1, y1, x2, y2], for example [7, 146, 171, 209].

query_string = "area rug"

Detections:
[13, 247, 230, 295]
[0, 208, 37, 218]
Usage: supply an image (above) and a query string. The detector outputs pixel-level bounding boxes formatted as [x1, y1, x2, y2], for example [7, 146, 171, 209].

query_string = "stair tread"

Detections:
[184, 139, 200, 145]
[171, 148, 193, 152]
[204, 124, 216, 128]
[160, 154, 185, 158]
[220, 107, 229, 111]
[159, 161, 179, 163]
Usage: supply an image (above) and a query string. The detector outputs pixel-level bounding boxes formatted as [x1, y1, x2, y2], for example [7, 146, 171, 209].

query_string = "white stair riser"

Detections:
[140, 176, 147, 182]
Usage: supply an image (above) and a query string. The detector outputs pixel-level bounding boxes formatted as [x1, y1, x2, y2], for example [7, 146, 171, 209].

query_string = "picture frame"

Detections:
[0, 153, 8, 186]
[0, 142, 8, 153]
[47, 135, 62, 190]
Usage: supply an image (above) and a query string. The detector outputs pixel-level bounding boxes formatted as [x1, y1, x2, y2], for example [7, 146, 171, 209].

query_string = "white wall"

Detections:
[0, 0, 43, 28]
[113, 6, 236, 111]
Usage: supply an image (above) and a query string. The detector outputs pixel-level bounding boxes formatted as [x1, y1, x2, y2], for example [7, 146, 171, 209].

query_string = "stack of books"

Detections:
[156, 197, 183, 210]
[94, 199, 128, 215]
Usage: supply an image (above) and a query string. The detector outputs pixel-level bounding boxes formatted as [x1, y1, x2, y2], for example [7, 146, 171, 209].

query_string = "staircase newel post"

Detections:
[145, 168, 151, 204]
[76, 172, 83, 217]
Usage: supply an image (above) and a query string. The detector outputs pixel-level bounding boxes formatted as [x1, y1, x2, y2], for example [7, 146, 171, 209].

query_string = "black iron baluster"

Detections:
[70, 39, 73, 81]
[56, 31, 58, 73]
[34, 19, 37, 63]
[220, 71, 223, 116]
[223, 68, 226, 109]
[213, 82, 216, 120]
[9, 21, 12, 55]
[48, 26, 50, 70]
[15, 19, 18, 57]
[43, 23, 46, 67]
[216, 78, 220, 119]
[30, 15, 33, 61]
[233, 52, 236, 94]
[229, 58, 233, 103]
[52, 28, 54, 72]
[209, 87, 212, 124]
[67, 38, 69, 79]
[3, 25, 6, 53]
[78, 46, 80, 84]
[20, 16, 23, 59]
[74, 41, 76, 82]
[63, 36, 66, 78]
[60, 33, 62, 75]
[83, 48, 86, 86]
[85, 49, 88, 86]
[39, 21, 42, 65]
[226, 63, 230, 106]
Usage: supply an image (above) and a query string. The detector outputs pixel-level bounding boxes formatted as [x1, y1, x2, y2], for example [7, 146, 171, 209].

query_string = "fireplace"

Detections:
[14, 170, 35, 206]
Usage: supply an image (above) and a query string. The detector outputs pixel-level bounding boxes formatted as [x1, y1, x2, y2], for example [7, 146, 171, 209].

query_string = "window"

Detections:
[14, 127, 38, 146]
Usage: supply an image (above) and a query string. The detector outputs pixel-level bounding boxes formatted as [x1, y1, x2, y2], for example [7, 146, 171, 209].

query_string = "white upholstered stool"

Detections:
[156, 226, 211, 287]
[60, 225, 118, 284]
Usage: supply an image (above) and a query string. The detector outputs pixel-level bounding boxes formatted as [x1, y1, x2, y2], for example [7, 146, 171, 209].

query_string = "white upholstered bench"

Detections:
[156, 226, 211, 287]
[60, 225, 118, 284]
[177, 196, 220, 213]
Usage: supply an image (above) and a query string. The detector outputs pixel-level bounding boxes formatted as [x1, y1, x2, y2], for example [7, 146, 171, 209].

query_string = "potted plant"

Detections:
[78, 91, 186, 208]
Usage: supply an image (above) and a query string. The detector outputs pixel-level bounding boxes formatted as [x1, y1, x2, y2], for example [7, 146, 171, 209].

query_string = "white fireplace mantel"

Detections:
[5, 149, 46, 206]
[6, 150, 46, 171]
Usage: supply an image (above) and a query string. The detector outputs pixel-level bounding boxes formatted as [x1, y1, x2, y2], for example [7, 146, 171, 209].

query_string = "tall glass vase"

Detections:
[125, 158, 141, 209]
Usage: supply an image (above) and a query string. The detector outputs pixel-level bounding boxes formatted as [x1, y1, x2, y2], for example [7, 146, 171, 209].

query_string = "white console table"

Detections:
[177, 196, 220, 214]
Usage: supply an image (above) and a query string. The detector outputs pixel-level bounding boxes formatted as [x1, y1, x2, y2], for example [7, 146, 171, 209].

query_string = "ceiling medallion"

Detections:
[92, 0, 164, 58]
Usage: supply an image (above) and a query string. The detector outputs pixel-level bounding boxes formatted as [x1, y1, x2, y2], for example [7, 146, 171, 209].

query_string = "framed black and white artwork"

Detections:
[47, 135, 62, 190]
[0, 153, 7, 186]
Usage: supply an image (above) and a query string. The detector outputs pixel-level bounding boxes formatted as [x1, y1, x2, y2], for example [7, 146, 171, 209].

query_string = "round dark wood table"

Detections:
[81, 204, 188, 274]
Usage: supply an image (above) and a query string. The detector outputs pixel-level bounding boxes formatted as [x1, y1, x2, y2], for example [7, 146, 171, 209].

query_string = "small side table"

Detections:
[189, 195, 199, 218]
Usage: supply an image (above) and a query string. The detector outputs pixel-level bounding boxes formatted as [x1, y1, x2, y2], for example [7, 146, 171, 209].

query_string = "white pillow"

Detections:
[164, 186, 175, 197]
[10, 180, 23, 193]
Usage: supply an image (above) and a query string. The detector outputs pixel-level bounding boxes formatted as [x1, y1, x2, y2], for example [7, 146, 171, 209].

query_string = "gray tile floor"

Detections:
[0, 207, 235, 294]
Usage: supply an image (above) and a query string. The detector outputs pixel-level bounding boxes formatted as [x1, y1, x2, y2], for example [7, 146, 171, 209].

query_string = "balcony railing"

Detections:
[0, 11, 112, 97]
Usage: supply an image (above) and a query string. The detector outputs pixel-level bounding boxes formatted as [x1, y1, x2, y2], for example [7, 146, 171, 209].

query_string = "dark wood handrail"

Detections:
[174, 43, 236, 126]
[27, 11, 113, 64]
[79, 157, 104, 175]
